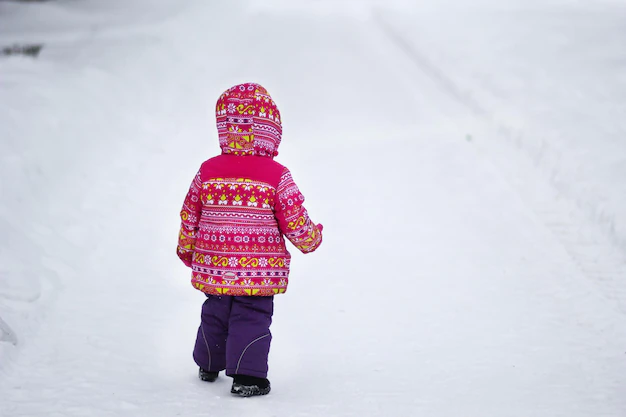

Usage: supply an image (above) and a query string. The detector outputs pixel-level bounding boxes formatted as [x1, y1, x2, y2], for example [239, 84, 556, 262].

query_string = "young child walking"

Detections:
[176, 83, 323, 397]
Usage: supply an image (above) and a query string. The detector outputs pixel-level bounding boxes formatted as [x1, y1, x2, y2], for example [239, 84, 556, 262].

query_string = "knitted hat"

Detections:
[215, 83, 282, 157]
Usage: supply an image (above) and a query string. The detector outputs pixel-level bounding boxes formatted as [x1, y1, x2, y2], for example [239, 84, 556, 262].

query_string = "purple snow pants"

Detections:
[193, 294, 274, 379]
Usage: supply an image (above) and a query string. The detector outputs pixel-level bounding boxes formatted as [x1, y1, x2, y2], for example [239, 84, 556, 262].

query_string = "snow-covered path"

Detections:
[1, 1, 626, 416]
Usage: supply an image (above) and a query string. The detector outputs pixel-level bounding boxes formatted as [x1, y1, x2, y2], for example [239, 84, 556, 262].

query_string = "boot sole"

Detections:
[198, 370, 219, 382]
[231, 384, 271, 397]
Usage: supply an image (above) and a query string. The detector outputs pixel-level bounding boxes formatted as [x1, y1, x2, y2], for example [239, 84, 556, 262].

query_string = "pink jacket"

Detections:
[177, 83, 323, 296]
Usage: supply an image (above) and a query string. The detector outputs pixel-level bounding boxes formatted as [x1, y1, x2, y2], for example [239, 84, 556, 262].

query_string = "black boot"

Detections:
[230, 374, 271, 397]
[198, 368, 219, 382]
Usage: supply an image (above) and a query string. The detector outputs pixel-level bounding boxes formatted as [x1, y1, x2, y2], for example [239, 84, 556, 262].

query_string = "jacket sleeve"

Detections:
[177, 169, 203, 267]
[274, 168, 323, 253]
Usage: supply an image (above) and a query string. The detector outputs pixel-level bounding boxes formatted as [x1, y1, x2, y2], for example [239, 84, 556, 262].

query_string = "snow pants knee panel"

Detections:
[226, 296, 274, 378]
[193, 295, 230, 372]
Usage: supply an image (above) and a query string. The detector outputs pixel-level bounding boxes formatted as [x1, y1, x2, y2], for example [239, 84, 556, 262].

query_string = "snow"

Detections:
[1, 0, 626, 416]
[377, 1, 626, 250]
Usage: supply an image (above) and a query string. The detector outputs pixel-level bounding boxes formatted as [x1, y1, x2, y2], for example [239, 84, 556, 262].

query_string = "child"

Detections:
[176, 83, 323, 397]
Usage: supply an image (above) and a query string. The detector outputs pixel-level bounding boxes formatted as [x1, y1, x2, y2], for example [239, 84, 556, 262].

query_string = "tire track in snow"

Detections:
[374, 13, 488, 118]
[374, 13, 626, 315]
[0, 317, 17, 346]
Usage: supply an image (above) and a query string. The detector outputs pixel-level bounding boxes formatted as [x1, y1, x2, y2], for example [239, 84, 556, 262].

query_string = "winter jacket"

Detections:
[177, 83, 323, 296]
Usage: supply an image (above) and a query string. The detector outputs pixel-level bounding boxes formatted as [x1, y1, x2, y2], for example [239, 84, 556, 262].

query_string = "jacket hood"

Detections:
[215, 83, 282, 158]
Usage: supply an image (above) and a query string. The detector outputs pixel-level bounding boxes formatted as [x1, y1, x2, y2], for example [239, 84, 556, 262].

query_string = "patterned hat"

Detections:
[215, 83, 282, 157]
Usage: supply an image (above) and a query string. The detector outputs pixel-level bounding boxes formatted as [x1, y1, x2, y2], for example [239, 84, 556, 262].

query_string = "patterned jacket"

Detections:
[177, 83, 323, 296]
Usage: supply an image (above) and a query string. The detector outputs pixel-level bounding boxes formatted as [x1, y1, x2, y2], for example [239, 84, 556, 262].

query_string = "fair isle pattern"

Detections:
[180, 176, 289, 296]
[177, 168, 322, 296]
[177, 170, 203, 264]
[276, 170, 323, 253]
[177, 82, 323, 296]
[216, 83, 282, 158]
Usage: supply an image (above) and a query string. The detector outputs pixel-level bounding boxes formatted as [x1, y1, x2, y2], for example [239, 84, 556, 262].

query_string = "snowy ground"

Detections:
[1, 0, 626, 416]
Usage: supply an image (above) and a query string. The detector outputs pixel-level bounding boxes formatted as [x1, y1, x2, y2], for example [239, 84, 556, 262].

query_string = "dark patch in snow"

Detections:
[2, 44, 43, 58]
[0, 316, 18, 346]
